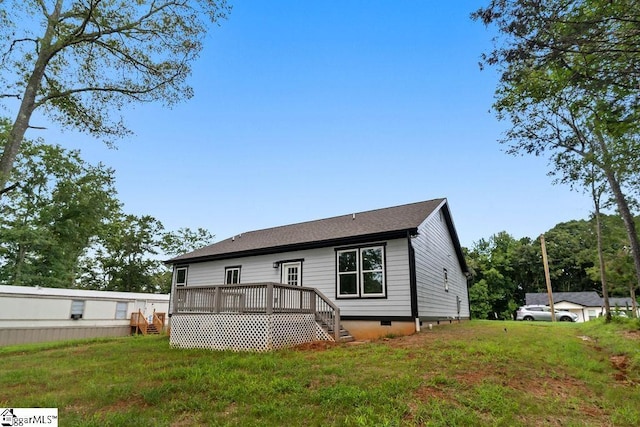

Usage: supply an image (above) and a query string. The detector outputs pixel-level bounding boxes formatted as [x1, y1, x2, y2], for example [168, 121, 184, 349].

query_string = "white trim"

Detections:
[115, 301, 128, 319]
[281, 262, 302, 286]
[360, 246, 385, 297]
[337, 246, 386, 298]
[175, 266, 188, 287]
[225, 267, 241, 284]
[337, 249, 359, 297]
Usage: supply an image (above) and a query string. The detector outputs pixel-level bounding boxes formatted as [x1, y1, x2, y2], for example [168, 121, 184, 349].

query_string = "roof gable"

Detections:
[168, 199, 449, 264]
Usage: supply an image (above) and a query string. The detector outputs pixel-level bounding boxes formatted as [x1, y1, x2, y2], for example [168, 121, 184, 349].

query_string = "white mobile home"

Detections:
[0, 285, 169, 346]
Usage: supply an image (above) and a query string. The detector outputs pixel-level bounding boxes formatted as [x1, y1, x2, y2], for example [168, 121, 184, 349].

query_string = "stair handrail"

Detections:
[131, 309, 149, 334]
[152, 310, 165, 333]
[312, 288, 341, 342]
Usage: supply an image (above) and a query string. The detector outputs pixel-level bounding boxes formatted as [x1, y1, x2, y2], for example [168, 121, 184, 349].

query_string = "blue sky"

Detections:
[31, 1, 594, 248]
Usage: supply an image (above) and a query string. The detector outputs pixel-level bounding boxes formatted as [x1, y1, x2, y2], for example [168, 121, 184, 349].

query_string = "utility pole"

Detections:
[540, 234, 556, 322]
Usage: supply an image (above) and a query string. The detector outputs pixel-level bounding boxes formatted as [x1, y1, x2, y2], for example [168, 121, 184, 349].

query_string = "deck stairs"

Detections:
[316, 316, 354, 342]
[145, 323, 160, 335]
[130, 310, 165, 336]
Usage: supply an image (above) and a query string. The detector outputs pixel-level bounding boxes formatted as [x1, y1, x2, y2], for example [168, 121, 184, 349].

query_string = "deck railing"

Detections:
[153, 311, 165, 332]
[172, 282, 341, 341]
[130, 309, 148, 334]
[130, 310, 166, 335]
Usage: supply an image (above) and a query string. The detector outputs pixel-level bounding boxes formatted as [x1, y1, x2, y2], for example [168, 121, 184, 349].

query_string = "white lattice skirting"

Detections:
[170, 313, 333, 352]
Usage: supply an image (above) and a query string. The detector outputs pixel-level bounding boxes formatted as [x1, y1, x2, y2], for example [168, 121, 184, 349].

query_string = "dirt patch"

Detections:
[291, 340, 338, 351]
[413, 384, 449, 401]
[610, 355, 630, 382]
[622, 330, 640, 340]
[581, 332, 640, 384]
[382, 323, 470, 349]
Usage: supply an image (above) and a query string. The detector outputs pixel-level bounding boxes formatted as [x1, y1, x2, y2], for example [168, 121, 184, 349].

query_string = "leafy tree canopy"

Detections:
[0, 119, 214, 292]
[0, 0, 230, 193]
[472, 0, 640, 306]
[466, 214, 639, 318]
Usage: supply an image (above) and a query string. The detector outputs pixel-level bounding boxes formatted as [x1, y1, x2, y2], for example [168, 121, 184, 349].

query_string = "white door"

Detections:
[281, 262, 302, 286]
[135, 300, 146, 314]
[134, 300, 147, 323]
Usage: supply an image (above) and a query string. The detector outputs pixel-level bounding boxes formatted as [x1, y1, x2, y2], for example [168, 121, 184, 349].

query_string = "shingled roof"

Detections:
[526, 292, 603, 307]
[167, 198, 459, 264]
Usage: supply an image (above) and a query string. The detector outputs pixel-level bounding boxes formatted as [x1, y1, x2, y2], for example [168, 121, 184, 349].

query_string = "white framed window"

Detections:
[70, 300, 85, 319]
[225, 266, 241, 284]
[337, 245, 386, 298]
[175, 266, 188, 287]
[115, 302, 128, 320]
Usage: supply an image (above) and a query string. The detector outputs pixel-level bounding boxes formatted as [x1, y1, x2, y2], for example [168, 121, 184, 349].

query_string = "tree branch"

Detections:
[1, 38, 39, 63]
[0, 182, 19, 196]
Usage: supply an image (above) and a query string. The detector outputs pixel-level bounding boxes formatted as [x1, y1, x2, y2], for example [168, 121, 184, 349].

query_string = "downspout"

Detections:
[407, 231, 419, 331]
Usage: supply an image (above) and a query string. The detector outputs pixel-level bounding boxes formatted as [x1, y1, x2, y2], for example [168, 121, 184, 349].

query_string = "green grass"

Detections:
[1, 320, 639, 426]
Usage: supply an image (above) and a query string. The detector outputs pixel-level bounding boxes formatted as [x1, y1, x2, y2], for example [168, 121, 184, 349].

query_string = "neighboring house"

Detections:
[166, 198, 470, 351]
[525, 292, 639, 322]
[0, 285, 169, 346]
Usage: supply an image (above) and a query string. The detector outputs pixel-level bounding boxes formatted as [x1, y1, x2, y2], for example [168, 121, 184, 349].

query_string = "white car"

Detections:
[516, 305, 578, 322]
[611, 310, 628, 318]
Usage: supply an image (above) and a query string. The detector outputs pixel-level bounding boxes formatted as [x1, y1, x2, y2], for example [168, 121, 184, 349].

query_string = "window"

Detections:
[70, 300, 85, 319]
[175, 266, 188, 287]
[225, 266, 241, 284]
[115, 302, 128, 320]
[281, 262, 302, 286]
[443, 268, 449, 292]
[337, 245, 386, 298]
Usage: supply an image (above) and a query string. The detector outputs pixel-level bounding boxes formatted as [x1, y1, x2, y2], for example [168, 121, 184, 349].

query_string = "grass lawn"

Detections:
[1, 319, 639, 426]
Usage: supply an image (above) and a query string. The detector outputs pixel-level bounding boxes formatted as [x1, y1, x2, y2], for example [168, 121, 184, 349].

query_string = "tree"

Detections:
[472, 0, 640, 303]
[160, 227, 215, 258]
[1, 118, 214, 291]
[585, 214, 640, 317]
[466, 232, 537, 319]
[79, 214, 165, 293]
[78, 222, 215, 293]
[0, 0, 230, 194]
[543, 220, 597, 292]
[0, 125, 119, 287]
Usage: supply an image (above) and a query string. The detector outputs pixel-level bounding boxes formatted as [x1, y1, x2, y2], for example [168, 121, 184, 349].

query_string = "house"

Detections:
[525, 292, 639, 322]
[166, 198, 470, 351]
[0, 285, 169, 346]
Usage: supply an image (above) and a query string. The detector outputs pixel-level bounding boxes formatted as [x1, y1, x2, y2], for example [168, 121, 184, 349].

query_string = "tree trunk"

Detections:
[629, 283, 638, 319]
[602, 167, 640, 308]
[592, 133, 640, 313]
[0, 1, 62, 195]
[592, 187, 611, 322]
[13, 242, 26, 286]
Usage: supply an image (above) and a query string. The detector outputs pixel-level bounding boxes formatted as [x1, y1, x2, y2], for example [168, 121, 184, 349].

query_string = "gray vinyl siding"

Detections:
[176, 238, 411, 317]
[413, 208, 470, 319]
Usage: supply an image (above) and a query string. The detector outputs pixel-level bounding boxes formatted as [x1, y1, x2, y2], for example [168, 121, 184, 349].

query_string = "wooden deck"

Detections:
[171, 282, 350, 342]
